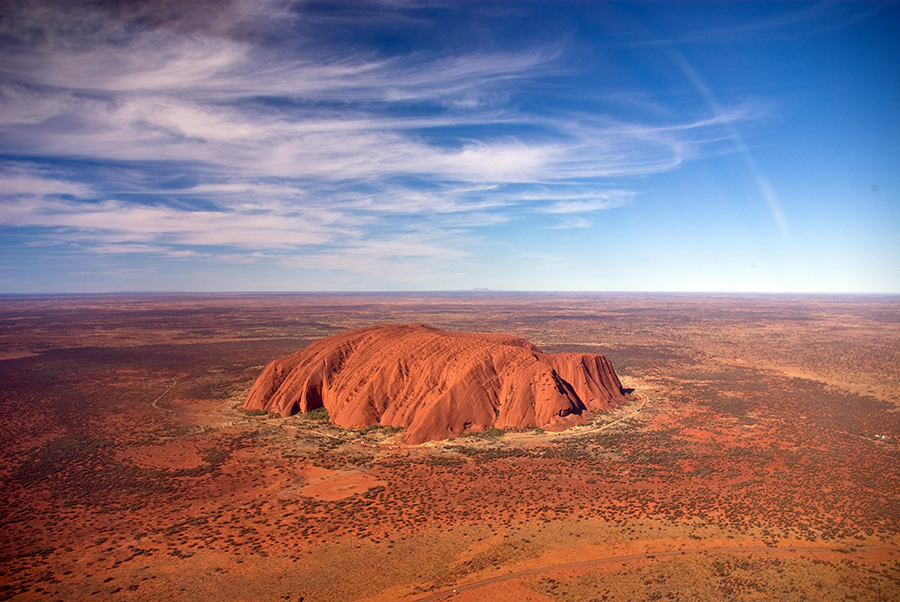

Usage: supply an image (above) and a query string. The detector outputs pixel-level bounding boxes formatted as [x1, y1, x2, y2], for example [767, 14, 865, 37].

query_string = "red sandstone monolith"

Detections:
[244, 324, 627, 444]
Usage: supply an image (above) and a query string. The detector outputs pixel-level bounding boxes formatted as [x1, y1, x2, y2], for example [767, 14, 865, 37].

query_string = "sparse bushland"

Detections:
[2, 293, 898, 602]
[460, 426, 505, 440]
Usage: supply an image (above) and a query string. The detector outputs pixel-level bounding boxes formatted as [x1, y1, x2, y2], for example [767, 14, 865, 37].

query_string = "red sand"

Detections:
[300, 467, 386, 501]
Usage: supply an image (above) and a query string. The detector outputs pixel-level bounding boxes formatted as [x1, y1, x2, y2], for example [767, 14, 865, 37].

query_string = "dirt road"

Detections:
[413, 544, 899, 601]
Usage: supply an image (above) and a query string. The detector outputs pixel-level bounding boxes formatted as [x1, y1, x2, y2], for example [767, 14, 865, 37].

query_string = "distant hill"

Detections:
[245, 324, 627, 444]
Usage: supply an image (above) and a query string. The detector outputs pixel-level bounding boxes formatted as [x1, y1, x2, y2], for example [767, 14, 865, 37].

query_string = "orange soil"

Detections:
[300, 467, 387, 501]
[1, 293, 898, 602]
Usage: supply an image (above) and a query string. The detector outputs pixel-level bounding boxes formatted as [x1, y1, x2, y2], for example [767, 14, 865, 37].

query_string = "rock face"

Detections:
[244, 324, 627, 444]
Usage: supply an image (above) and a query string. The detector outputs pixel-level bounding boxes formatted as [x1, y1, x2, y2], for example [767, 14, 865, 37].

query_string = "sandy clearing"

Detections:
[300, 466, 386, 501]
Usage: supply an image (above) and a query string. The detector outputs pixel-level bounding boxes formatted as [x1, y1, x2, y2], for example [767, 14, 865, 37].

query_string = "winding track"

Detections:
[596, 395, 648, 430]
[413, 544, 899, 601]
[151, 378, 178, 411]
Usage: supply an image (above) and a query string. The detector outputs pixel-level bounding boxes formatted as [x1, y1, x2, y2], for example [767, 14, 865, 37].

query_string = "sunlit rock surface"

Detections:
[245, 324, 627, 444]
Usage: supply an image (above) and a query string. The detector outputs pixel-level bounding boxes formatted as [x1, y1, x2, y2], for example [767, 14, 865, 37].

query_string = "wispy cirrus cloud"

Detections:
[0, 0, 766, 287]
[0, 196, 346, 248]
[0, 166, 96, 198]
[540, 190, 635, 214]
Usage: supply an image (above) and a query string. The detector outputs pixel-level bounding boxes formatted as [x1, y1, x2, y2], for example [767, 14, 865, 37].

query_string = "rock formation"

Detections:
[244, 324, 627, 444]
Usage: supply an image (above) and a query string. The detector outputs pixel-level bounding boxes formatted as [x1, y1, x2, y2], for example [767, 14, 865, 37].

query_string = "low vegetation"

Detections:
[0, 292, 897, 601]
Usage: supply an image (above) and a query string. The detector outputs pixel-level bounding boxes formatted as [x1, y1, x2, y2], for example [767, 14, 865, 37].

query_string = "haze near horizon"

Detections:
[1, 1, 898, 294]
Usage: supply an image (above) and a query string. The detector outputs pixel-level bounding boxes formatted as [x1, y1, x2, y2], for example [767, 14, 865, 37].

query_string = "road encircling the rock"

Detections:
[413, 544, 898, 601]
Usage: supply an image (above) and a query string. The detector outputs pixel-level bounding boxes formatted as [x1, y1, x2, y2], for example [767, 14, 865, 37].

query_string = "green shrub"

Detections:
[305, 407, 330, 421]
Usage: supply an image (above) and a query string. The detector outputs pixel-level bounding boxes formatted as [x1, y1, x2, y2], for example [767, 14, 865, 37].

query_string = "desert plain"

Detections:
[0, 292, 898, 601]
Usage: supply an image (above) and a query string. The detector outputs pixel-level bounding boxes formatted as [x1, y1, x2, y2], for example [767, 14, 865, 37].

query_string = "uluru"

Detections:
[244, 324, 628, 444]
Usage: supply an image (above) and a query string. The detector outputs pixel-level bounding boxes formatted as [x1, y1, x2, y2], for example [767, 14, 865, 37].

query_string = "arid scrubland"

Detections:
[1, 293, 898, 601]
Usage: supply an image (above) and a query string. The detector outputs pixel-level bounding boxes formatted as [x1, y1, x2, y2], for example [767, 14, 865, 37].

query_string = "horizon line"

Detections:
[1, 290, 898, 298]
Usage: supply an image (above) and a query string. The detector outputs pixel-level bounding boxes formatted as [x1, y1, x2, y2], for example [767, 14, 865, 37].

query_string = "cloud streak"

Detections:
[668, 50, 790, 235]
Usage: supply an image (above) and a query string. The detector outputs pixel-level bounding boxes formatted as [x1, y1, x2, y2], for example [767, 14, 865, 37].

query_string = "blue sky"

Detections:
[1, 1, 898, 293]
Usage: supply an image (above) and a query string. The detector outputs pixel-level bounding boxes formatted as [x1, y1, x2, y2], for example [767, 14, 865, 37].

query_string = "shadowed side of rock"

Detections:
[244, 324, 627, 444]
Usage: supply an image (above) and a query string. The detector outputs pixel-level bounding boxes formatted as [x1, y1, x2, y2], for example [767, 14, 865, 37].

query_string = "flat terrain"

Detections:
[1, 292, 898, 601]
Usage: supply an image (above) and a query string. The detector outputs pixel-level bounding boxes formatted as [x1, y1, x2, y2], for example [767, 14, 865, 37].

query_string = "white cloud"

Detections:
[280, 238, 473, 285]
[0, 0, 771, 288]
[540, 190, 635, 214]
[0, 0, 750, 186]
[0, 168, 95, 198]
[0, 197, 344, 248]
[0, 85, 735, 186]
[547, 217, 593, 229]
[89, 243, 206, 258]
